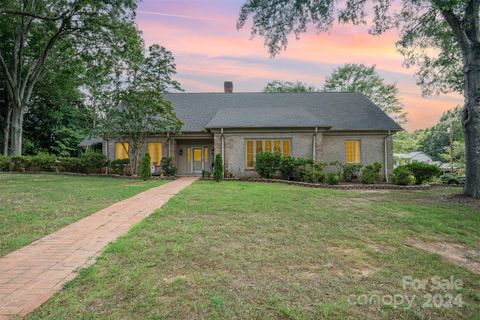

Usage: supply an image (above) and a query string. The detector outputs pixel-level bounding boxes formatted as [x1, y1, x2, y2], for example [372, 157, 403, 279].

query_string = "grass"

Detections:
[0, 173, 166, 256]
[29, 181, 480, 319]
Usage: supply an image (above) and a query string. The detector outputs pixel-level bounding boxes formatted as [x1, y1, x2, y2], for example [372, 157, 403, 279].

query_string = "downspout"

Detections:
[384, 130, 391, 182]
[221, 128, 225, 178]
[313, 127, 318, 161]
[167, 132, 171, 158]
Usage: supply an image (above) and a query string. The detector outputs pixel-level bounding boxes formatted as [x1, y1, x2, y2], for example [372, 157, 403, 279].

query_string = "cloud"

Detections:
[136, 10, 216, 21]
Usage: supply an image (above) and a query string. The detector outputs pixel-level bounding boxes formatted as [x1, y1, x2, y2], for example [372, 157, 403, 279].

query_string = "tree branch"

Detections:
[0, 7, 72, 21]
[440, 9, 470, 54]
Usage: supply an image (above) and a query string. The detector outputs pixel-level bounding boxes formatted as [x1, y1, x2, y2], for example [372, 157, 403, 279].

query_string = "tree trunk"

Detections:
[463, 44, 480, 198]
[2, 107, 12, 156]
[11, 106, 24, 156]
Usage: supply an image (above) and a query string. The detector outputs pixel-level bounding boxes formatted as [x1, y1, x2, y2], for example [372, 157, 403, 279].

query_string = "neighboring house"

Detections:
[393, 151, 434, 168]
[103, 82, 402, 179]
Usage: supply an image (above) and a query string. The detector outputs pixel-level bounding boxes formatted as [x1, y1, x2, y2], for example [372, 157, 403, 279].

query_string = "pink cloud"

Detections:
[136, 1, 463, 131]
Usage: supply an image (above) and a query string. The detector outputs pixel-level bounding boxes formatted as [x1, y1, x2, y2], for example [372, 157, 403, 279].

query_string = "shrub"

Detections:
[255, 151, 281, 178]
[362, 162, 382, 184]
[139, 153, 152, 180]
[79, 151, 107, 173]
[342, 163, 363, 182]
[279, 156, 296, 180]
[109, 159, 130, 175]
[301, 163, 325, 183]
[10, 156, 31, 172]
[202, 170, 211, 179]
[393, 166, 416, 185]
[327, 172, 340, 185]
[406, 162, 441, 185]
[213, 154, 223, 182]
[160, 157, 177, 176]
[58, 157, 83, 173]
[440, 173, 465, 185]
[31, 152, 57, 171]
[0, 156, 10, 171]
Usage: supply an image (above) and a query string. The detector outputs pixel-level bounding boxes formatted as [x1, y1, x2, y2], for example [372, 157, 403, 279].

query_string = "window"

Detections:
[148, 143, 162, 164]
[245, 139, 292, 169]
[116, 143, 129, 160]
[246, 140, 254, 168]
[193, 148, 202, 161]
[204, 147, 209, 161]
[346, 140, 361, 163]
[282, 140, 291, 157]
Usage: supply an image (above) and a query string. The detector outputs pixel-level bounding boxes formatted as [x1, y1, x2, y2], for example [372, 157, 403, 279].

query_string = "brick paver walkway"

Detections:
[0, 177, 198, 319]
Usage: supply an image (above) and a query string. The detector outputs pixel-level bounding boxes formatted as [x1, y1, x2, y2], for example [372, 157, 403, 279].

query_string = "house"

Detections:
[78, 136, 103, 152]
[103, 82, 402, 179]
[393, 151, 434, 168]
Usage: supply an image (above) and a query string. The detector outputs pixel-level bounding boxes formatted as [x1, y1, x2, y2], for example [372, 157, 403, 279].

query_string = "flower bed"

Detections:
[202, 177, 432, 190]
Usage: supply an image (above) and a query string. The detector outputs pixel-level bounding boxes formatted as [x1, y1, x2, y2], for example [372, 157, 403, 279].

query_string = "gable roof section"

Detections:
[162, 92, 403, 132]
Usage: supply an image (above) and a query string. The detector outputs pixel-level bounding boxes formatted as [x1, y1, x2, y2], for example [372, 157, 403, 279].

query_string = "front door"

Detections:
[192, 147, 204, 173]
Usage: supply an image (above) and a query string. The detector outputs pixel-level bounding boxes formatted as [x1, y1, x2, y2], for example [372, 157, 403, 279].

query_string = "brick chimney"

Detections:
[224, 81, 233, 93]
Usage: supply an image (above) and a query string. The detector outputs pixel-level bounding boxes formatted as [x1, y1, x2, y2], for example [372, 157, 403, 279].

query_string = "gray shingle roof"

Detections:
[162, 92, 402, 132]
[78, 136, 103, 147]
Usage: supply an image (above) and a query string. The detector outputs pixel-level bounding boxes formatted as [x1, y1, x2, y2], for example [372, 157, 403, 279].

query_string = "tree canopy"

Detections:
[263, 80, 317, 93]
[323, 64, 407, 124]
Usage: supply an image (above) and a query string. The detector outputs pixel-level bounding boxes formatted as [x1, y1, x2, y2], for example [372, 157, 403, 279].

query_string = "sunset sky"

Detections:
[135, 0, 463, 131]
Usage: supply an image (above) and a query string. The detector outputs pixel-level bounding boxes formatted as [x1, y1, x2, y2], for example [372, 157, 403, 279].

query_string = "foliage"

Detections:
[418, 107, 464, 161]
[160, 157, 177, 177]
[393, 131, 421, 153]
[301, 163, 325, 183]
[342, 163, 363, 182]
[0, 155, 10, 171]
[213, 154, 223, 182]
[10, 156, 31, 172]
[406, 162, 441, 185]
[263, 80, 317, 93]
[100, 41, 183, 176]
[392, 166, 416, 186]
[323, 64, 407, 123]
[79, 152, 107, 174]
[0, 0, 140, 155]
[30, 152, 57, 171]
[326, 172, 340, 185]
[108, 159, 130, 175]
[58, 157, 83, 173]
[139, 153, 152, 181]
[361, 162, 382, 184]
[440, 173, 465, 186]
[279, 156, 296, 180]
[254, 152, 281, 178]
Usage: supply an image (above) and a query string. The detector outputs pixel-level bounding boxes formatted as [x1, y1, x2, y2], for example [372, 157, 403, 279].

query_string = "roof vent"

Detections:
[224, 81, 233, 93]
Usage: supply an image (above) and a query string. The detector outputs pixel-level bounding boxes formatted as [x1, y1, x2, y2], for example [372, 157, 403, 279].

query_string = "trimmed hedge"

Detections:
[405, 162, 441, 185]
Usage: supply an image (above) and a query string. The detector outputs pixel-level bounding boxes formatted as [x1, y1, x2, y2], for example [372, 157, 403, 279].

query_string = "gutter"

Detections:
[313, 127, 318, 161]
[384, 130, 391, 182]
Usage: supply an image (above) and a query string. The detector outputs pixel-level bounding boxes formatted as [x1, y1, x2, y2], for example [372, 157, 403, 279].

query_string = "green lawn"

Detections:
[0, 173, 166, 256]
[30, 181, 480, 319]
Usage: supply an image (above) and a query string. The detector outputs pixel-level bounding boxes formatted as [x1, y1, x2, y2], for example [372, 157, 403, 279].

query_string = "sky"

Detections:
[135, 0, 463, 131]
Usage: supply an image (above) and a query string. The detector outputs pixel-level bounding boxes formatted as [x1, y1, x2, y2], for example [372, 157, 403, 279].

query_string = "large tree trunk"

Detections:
[11, 106, 24, 156]
[463, 44, 480, 198]
[2, 106, 12, 156]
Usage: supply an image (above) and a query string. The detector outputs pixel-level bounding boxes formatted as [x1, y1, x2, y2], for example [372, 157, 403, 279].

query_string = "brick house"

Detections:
[103, 82, 402, 179]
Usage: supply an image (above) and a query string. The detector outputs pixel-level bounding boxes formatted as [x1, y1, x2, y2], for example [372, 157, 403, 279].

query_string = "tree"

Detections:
[213, 154, 223, 181]
[0, 0, 138, 156]
[393, 131, 421, 153]
[323, 64, 407, 123]
[101, 41, 183, 176]
[237, 0, 480, 198]
[418, 106, 464, 160]
[139, 153, 152, 180]
[263, 80, 317, 93]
